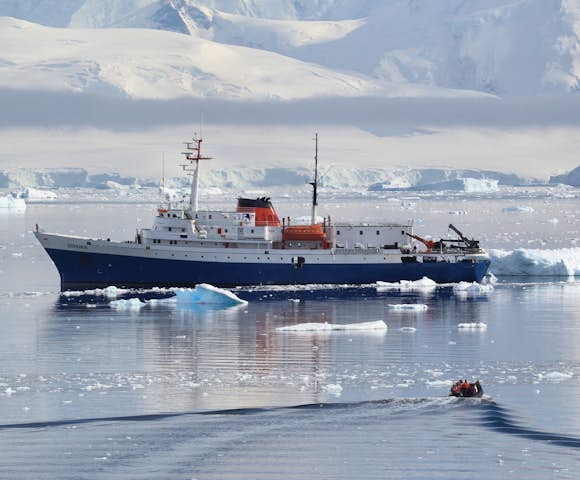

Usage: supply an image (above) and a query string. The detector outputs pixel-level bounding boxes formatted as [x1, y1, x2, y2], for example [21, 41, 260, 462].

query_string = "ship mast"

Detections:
[310, 132, 319, 224]
[181, 134, 212, 212]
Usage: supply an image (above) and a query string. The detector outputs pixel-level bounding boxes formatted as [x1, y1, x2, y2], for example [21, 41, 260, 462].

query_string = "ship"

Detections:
[35, 134, 491, 291]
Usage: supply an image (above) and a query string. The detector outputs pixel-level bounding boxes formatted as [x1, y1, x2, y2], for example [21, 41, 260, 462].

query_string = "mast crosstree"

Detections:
[181, 134, 212, 213]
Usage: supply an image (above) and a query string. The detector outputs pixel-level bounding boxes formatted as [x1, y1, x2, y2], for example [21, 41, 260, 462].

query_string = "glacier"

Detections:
[0, 166, 536, 191]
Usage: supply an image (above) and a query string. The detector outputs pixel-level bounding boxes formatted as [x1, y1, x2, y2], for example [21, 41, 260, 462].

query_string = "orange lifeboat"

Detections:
[283, 224, 326, 242]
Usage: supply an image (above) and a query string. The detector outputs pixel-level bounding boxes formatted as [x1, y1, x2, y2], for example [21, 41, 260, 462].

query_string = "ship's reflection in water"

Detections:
[31, 286, 490, 418]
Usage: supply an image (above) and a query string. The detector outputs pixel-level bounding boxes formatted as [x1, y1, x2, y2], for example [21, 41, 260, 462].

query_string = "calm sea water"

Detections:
[0, 193, 579, 479]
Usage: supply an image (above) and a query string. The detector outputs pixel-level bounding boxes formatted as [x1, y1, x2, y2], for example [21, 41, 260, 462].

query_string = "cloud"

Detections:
[2, 89, 580, 132]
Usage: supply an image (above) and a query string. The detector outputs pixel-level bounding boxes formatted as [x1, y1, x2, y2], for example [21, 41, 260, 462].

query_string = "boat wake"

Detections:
[2, 397, 578, 448]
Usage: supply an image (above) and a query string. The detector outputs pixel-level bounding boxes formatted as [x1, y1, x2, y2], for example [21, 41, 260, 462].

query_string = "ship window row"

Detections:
[337, 230, 390, 236]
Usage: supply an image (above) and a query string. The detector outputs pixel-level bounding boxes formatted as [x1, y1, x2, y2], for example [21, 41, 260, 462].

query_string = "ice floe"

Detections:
[537, 371, 573, 383]
[110, 298, 146, 309]
[457, 322, 487, 330]
[489, 247, 580, 276]
[388, 304, 428, 311]
[376, 276, 437, 292]
[502, 205, 534, 213]
[398, 327, 417, 333]
[62, 286, 133, 298]
[452, 282, 494, 295]
[425, 379, 453, 388]
[62, 284, 247, 308]
[276, 320, 387, 332]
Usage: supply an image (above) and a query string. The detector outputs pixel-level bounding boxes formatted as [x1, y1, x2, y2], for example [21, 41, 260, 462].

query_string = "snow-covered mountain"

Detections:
[1, 16, 480, 100]
[2, 0, 580, 96]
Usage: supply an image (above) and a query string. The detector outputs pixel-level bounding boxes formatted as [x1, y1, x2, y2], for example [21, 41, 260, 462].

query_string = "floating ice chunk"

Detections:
[322, 383, 343, 397]
[399, 327, 417, 333]
[537, 371, 573, 382]
[453, 282, 494, 294]
[483, 272, 498, 285]
[489, 248, 580, 276]
[62, 286, 130, 298]
[426, 379, 453, 388]
[276, 320, 387, 332]
[174, 284, 247, 306]
[110, 298, 145, 309]
[458, 322, 487, 330]
[376, 276, 437, 291]
[388, 304, 428, 311]
[502, 205, 534, 213]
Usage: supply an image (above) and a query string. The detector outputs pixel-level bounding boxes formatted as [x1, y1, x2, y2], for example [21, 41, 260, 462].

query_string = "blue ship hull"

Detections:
[45, 248, 491, 291]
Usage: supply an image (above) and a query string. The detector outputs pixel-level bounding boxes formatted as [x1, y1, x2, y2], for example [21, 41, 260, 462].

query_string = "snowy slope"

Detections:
[0, 17, 486, 100]
[2, 0, 580, 96]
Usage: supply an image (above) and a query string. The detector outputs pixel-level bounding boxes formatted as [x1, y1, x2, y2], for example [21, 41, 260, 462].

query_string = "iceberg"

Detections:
[174, 284, 247, 306]
[17, 187, 57, 200]
[549, 166, 580, 187]
[276, 320, 387, 332]
[489, 248, 580, 277]
[0, 194, 26, 210]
